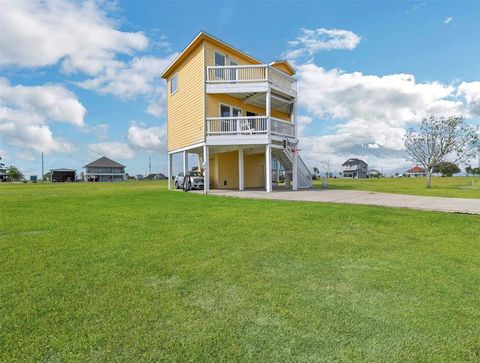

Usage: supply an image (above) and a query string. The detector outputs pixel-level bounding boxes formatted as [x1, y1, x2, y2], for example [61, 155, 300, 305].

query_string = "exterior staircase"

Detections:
[272, 147, 313, 189]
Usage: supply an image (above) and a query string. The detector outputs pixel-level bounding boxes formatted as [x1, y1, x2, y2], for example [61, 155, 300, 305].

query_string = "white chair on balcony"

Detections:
[239, 119, 255, 134]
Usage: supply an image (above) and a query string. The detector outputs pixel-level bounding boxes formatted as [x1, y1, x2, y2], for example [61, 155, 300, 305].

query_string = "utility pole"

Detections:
[41, 152, 44, 182]
[149, 156, 152, 175]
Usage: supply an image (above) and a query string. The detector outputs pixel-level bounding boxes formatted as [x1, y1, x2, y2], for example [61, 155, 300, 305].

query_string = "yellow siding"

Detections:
[204, 40, 260, 67]
[209, 151, 265, 189]
[206, 94, 290, 121]
[244, 153, 265, 188]
[209, 151, 239, 189]
[167, 42, 205, 151]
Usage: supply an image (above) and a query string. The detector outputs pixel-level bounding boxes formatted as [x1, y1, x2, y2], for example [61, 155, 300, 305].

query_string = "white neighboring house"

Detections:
[83, 156, 126, 182]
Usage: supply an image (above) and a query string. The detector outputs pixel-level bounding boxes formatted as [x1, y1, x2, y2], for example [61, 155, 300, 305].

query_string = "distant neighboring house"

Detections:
[406, 165, 426, 177]
[368, 169, 381, 178]
[0, 167, 7, 182]
[342, 158, 368, 178]
[148, 173, 167, 180]
[84, 156, 126, 182]
[50, 168, 76, 182]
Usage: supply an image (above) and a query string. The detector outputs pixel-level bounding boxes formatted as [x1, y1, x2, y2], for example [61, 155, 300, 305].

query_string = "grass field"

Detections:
[313, 176, 480, 198]
[1, 181, 479, 361]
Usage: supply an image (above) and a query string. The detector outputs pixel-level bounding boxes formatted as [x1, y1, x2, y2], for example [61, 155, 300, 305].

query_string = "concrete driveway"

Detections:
[204, 189, 480, 214]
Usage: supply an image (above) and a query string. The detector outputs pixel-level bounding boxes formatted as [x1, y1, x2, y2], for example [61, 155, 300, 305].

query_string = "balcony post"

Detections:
[183, 150, 188, 175]
[238, 148, 244, 191]
[292, 151, 298, 191]
[203, 145, 209, 194]
[167, 152, 172, 191]
[265, 144, 272, 192]
[266, 87, 271, 135]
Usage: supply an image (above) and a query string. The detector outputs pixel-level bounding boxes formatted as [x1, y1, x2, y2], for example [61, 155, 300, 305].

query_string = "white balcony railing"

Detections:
[206, 116, 295, 138]
[206, 65, 296, 95]
[270, 117, 295, 137]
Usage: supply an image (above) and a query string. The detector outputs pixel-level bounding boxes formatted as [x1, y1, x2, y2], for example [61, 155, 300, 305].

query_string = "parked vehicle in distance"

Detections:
[175, 171, 204, 190]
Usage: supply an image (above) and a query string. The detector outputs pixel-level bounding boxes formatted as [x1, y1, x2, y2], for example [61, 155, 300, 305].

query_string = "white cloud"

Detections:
[76, 54, 176, 115]
[0, 78, 86, 154]
[283, 28, 361, 59]
[444, 17, 454, 24]
[296, 115, 312, 137]
[458, 81, 480, 117]
[0, 0, 148, 74]
[87, 141, 135, 160]
[295, 64, 471, 172]
[127, 123, 166, 152]
[0, 78, 86, 126]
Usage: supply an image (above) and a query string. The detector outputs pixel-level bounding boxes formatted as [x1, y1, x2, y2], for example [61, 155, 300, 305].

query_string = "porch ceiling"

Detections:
[227, 91, 293, 114]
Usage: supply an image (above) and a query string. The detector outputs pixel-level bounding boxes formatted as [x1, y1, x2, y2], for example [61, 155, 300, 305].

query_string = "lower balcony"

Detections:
[205, 116, 295, 145]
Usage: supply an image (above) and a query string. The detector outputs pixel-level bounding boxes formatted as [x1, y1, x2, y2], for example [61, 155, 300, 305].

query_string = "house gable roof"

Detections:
[269, 60, 296, 76]
[161, 31, 262, 79]
[342, 158, 367, 166]
[407, 166, 425, 173]
[84, 156, 125, 168]
[50, 168, 76, 172]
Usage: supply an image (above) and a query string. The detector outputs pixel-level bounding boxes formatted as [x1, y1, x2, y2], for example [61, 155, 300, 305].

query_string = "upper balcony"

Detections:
[205, 116, 295, 145]
[206, 65, 297, 97]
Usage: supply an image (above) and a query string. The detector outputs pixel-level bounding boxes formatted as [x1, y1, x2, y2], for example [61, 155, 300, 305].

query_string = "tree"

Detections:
[7, 166, 24, 181]
[432, 162, 461, 177]
[466, 165, 472, 176]
[404, 116, 479, 188]
[312, 166, 319, 180]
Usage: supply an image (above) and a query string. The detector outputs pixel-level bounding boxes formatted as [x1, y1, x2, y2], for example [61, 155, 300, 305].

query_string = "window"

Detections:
[220, 104, 242, 133]
[214, 52, 225, 67]
[170, 73, 178, 94]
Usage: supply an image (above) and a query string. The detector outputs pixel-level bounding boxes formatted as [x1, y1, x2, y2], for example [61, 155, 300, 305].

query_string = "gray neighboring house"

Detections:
[84, 156, 126, 182]
[0, 167, 7, 182]
[342, 158, 368, 178]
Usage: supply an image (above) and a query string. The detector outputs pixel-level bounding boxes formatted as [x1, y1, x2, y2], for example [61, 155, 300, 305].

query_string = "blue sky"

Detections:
[0, 0, 479, 177]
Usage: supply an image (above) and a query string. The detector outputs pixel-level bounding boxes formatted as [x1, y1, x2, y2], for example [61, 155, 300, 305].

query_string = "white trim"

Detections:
[168, 142, 205, 155]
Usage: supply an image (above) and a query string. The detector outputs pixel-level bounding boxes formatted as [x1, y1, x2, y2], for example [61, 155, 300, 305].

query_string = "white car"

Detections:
[174, 171, 204, 190]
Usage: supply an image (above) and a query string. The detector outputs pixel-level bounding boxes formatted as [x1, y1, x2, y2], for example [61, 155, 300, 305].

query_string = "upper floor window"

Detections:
[170, 73, 178, 94]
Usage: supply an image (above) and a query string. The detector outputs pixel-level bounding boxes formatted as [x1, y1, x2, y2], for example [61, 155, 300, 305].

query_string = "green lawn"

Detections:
[313, 176, 480, 198]
[1, 181, 479, 361]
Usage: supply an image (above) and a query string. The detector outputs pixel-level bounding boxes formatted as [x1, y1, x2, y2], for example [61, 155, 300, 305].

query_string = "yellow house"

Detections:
[161, 31, 312, 193]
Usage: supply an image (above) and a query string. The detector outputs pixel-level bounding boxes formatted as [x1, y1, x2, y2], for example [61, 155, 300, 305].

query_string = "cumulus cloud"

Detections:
[0, 78, 86, 154]
[76, 55, 175, 115]
[294, 64, 471, 171]
[444, 17, 454, 24]
[87, 141, 135, 160]
[283, 28, 361, 59]
[0, 78, 86, 126]
[127, 123, 166, 152]
[458, 81, 480, 117]
[0, 0, 148, 74]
